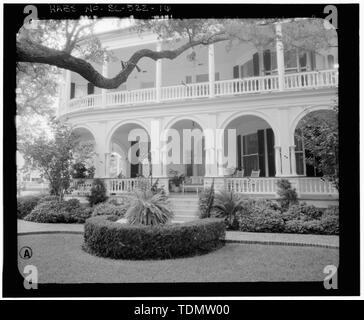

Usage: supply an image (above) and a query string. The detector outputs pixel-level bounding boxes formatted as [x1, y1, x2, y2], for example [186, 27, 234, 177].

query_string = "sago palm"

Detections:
[213, 191, 244, 228]
[126, 190, 173, 226]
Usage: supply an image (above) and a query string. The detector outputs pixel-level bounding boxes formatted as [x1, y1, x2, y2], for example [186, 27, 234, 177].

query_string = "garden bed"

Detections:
[83, 216, 226, 260]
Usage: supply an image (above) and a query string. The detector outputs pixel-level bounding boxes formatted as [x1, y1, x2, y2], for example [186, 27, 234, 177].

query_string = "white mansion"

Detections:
[58, 23, 338, 205]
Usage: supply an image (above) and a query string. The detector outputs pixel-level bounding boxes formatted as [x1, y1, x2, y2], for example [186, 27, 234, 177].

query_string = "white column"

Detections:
[275, 23, 285, 91]
[155, 42, 162, 103]
[274, 146, 282, 176]
[104, 152, 111, 178]
[204, 114, 218, 177]
[289, 145, 297, 176]
[150, 119, 163, 177]
[92, 122, 108, 178]
[101, 59, 108, 107]
[208, 44, 215, 98]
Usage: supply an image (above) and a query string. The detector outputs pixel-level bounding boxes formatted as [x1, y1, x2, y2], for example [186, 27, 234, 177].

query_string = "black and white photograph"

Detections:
[1, 2, 360, 302]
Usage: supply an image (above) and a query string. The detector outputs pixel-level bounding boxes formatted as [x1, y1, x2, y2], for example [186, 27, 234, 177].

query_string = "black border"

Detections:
[3, 3, 360, 297]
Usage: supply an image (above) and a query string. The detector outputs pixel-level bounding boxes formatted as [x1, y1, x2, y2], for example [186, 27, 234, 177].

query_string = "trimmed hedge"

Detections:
[83, 216, 226, 260]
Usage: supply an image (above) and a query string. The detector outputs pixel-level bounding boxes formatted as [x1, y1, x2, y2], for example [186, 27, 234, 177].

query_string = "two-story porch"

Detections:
[59, 25, 338, 203]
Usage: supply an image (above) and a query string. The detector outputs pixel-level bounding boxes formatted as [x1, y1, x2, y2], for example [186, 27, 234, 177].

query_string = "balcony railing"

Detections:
[65, 69, 338, 112]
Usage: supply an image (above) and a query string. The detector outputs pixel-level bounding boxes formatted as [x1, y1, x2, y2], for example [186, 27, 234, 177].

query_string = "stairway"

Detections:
[168, 194, 200, 223]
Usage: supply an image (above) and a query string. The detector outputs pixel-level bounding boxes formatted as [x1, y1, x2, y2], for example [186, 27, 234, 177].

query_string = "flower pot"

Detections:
[173, 186, 181, 193]
[223, 168, 235, 176]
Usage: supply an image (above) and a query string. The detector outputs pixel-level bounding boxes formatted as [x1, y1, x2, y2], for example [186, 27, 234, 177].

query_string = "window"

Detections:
[233, 65, 239, 79]
[70, 82, 75, 99]
[75, 84, 87, 98]
[240, 59, 254, 78]
[242, 133, 259, 176]
[196, 74, 208, 83]
[186, 73, 220, 83]
[284, 50, 298, 71]
[299, 51, 307, 71]
[140, 81, 154, 89]
[270, 51, 277, 71]
[327, 55, 335, 69]
[294, 129, 305, 175]
[87, 82, 95, 95]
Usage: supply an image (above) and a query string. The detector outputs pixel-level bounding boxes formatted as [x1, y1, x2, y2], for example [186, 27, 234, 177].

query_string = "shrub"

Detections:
[17, 195, 44, 219]
[238, 208, 285, 233]
[284, 203, 324, 221]
[92, 202, 127, 217]
[39, 195, 59, 203]
[301, 220, 324, 234]
[24, 200, 69, 223]
[323, 205, 339, 217]
[284, 219, 304, 234]
[87, 178, 108, 206]
[64, 198, 93, 223]
[199, 184, 215, 219]
[25, 198, 91, 223]
[320, 215, 339, 235]
[83, 216, 226, 259]
[276, 179, 298, 209]
[212, 191, 244, 230]
[126, 190, 173, 226]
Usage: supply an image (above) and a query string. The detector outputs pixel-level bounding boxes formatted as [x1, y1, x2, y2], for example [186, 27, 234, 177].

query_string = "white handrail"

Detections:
[66, 70, 338, 111]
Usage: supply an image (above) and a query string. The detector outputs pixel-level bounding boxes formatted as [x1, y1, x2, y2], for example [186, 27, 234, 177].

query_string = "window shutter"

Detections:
[299, 52, 307, 70]
[266, 128, 275, 177]
[233, 65, 239, 79]
[70, 82, 75, 99]
[327, 55, 334, 69]
[257, 130, 265, 177]
[186, 76, 192, 84]
[253, 53, 260, 76]
[310, 51, 316, 70]
[87, 82, 95, 95]
[237, 135, 242, 170]
[263, 50, 271, 73]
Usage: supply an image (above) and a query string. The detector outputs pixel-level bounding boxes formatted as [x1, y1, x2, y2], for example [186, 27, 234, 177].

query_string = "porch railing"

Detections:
[225, 177, 338, 196]
[70, 176, 338, 197]
[65, 69, 338, 112]
[70, 178, 151, 196]
[225, 178, 278, 194]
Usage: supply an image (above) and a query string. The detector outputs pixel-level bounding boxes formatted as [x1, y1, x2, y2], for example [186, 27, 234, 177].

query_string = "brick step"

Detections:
[170, 203, 198, 210]
[172, 216, 198, 222]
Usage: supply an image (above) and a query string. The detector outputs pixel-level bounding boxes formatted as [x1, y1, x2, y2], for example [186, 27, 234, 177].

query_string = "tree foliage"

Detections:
[17, 18, 337, 90]
[20, 120, 95, 198]
[296, 106, 339, 190]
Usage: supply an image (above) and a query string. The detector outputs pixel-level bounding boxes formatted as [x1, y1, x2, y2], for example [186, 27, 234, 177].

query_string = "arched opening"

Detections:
[223, 115, 276, 177]
[165, 119, 205, 179]
[72, 127, 96, 178]
[109, 123, 150, 178]
[294, 109, 338, 177]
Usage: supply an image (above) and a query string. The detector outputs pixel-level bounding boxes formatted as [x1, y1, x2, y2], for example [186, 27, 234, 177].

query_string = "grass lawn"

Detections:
[18, 234, 338, 283]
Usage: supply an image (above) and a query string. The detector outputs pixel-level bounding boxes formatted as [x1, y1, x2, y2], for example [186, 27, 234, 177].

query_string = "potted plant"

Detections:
[168, 169, 185, 192]
[223, 166, 236, 176]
